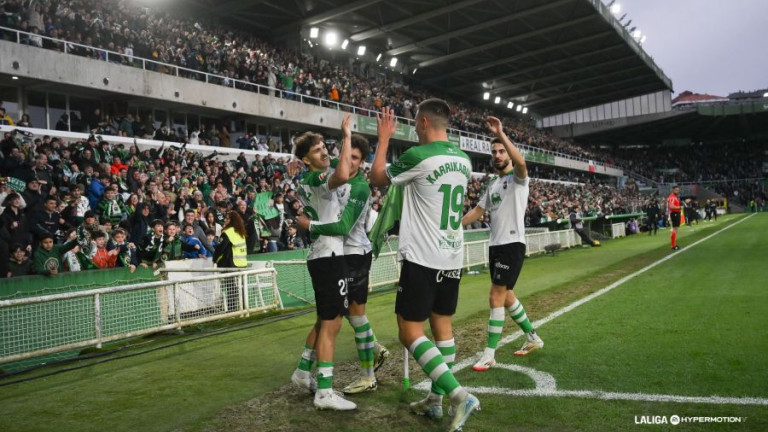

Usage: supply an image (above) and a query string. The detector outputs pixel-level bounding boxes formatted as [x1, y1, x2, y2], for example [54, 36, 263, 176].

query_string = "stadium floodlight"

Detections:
[640, 35, 647, 44]
[483, 92, 490, 100]
[764, 92, 768, 98]
[307, 40, 313, 48]
[507, 101, 514, 109]
[11, 76, 19, 80]
[324, 31, 338, 47]
[516, 105, 522, 112]
[632, 29, 642, 39]
[309, 27, 319, 39]
[522, 107, 529, 114]
[341, 39, 349, 50]
[412, 68, 418, 74]
[376, 53, 382, 62]
[357, 45, 366, 56]
[610, 4, 621, 14]
[389, 57, 398, 67]
[494, 96, 501, 104]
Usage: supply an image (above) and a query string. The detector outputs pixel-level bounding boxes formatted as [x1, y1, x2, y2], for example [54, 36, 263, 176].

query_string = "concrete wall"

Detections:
[0, 40, 349, 130]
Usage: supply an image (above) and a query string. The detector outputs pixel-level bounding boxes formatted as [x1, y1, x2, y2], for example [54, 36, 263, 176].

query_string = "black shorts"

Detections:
[346, 252, 373, 305]
[669, 212, 681, 228]
[395, 260, 461, 322]
[488, 242, 526, 289]
[307, 254, 349, 320]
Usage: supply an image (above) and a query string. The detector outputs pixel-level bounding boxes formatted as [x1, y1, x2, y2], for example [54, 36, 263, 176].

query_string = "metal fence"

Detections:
[0, 268, 280, 365]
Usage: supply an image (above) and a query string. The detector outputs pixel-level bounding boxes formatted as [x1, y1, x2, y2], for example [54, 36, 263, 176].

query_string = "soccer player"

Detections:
[370, 101, 480, 432]
[297, 134, 390, 395]
[668, 185, 682, 250]
[461, 116, 544, 372]
[290, 115, 356, 411]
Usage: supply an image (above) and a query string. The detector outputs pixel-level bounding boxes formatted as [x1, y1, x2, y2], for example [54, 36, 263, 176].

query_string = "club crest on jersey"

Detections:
[491, 193, 502, 206]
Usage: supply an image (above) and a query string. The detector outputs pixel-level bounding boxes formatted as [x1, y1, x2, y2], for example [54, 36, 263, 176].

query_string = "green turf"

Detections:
[2, 215, 766, 432]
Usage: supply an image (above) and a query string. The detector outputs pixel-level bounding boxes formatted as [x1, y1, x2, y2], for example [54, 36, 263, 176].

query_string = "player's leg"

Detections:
[429, 269, 480, 432]
[343, 301, 377, 394]
[507, 290, 544, 356]
[291, 320, 319, 392]
[472, 284, 505, 371]
[308, 256, 356, 410]
[396, 261, 446, 418]
[343, 252, 388, 395]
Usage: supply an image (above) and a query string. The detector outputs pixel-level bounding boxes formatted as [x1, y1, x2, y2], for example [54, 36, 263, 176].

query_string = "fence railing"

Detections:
[0, 25, 615, 170]
[0, 268, 280, 365]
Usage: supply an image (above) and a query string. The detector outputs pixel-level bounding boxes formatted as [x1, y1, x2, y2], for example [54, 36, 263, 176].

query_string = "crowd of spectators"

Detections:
[0, 127, 321, 278]
[612, 142, 765, 185]
[0, 122, 644, 280]
[462, 173, 643, 230]
[0, 0, 606, 161]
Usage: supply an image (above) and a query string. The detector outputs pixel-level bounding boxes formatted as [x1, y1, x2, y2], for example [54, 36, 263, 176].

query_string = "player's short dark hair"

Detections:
[491, 137, 504, 145]
[417, 98, 451, 128]
[351, 134, 371, 161]
[294, 131, 324, 161]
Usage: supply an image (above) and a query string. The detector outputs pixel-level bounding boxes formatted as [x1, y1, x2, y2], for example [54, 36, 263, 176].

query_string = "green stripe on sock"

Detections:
[431, 340, 456, 396]
[487, 318, 504, 349]
[316, 361, 333, 390]
[297, 344, 315, 372]
[509, 302, 534, 333]
[411, 338, 461, 395]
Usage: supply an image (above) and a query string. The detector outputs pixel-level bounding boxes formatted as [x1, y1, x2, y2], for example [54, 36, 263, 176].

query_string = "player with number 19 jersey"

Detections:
[386, 141, 472, 270]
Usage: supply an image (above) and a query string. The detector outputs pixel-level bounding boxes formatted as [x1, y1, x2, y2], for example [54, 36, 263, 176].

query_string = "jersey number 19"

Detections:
[438, 184, 465, 230]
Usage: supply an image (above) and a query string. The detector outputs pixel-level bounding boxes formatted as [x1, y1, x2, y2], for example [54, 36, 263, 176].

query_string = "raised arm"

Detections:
[369, 107, 398, 187]
[486, 116, 527, 180]
[328, 115, 352, 190]
[302, 181, 368, 236]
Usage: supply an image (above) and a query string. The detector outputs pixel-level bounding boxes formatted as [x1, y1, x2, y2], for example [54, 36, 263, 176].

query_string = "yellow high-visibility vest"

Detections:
[222, 227, 247, 267]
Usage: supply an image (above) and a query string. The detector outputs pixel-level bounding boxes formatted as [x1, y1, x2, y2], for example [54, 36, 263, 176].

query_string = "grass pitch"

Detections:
[1, 214, 766, 432]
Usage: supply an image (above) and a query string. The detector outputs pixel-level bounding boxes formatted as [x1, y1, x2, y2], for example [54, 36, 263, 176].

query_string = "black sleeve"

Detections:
[213, 233, 233, 266]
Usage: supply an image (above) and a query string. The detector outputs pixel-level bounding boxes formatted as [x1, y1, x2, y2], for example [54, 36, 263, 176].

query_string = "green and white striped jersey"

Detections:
[298, 170, 344, 260]
[386, 141, 472, 270]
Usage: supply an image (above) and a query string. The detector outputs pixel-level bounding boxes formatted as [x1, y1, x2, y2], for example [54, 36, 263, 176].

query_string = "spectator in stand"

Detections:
[0, 107, 14, 126]
[8, 243, 33, 277]
[17, 113, 33, 128]
[1, 192, 32, 251]
[90, 230, 119, 269]
[32, 232, 78, 276]
[181, 223, 211, 258]
[107, 228, 137, 272]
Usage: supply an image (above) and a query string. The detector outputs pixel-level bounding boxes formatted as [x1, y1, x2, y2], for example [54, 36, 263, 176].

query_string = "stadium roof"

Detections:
[190, 0, 673, 116]
[573, 103, 768, 147]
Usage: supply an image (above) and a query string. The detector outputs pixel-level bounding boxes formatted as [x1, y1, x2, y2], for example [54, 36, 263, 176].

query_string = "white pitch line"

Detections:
[463, 387, 768, 407]
[415, 214, 760, 406]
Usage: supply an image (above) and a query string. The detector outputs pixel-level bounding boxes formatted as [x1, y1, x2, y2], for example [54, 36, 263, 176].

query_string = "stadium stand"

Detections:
[0, 0, 613, 163]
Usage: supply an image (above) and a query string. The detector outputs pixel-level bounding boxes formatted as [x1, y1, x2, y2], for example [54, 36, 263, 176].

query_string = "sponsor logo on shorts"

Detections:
[436, 269, 461, 283]
[495, 262, 510, 270]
